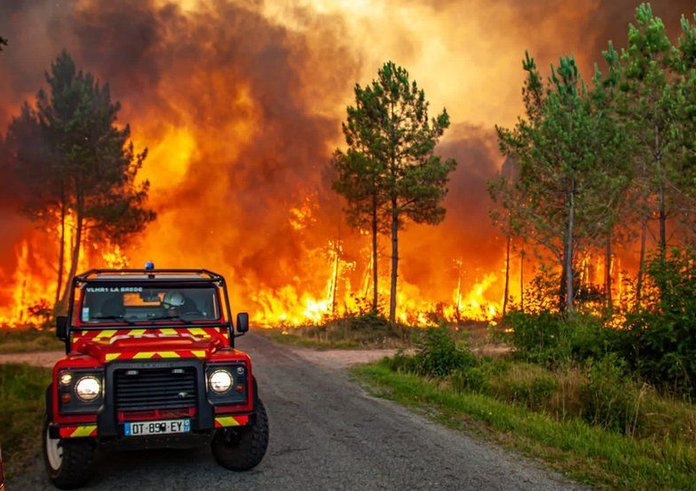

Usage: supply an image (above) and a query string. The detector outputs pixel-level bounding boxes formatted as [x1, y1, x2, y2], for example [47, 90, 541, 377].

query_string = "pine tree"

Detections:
[620, 3, 680, 273]
[496, 55, 623, 311]
[333, 62, 457, 324]
[5, 51, 155, 312]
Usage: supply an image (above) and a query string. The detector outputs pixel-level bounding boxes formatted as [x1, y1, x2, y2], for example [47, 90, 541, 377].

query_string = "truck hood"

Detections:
[75, 330, 224, 363]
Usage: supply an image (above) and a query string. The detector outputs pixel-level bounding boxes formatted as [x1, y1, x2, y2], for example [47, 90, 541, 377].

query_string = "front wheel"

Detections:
[211, 399, 269, 471]
[42, 416, 95, 489]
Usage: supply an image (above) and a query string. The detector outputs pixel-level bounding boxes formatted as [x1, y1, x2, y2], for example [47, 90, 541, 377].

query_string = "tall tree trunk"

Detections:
[389, 198, 398, 325]
[54, 196, 66, 313]
[502, 233, 511, 317]
[564, 178, 576, 312]
[605, 229, 613, 311]
[330, 242, 339, 316]
[636, 218, 647, 306]
[655, 126, 666, 262]
[371, 192, 379, 314]
[658, 179, 667, 261]
[58, 211, 83, 315]
[520, 249, 525, 313]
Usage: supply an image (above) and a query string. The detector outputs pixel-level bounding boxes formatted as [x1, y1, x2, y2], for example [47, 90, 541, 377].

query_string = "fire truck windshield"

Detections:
[80, 286, 221, 324]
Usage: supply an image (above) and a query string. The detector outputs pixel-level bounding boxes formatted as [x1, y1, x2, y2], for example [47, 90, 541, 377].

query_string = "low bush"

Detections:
[580, 354, 644, 435]
[470, 361, 559, 412]
[451, 365, 489, 394]
[382, 326, 476, 378]
[620, 250, 696, 396]
[503, 311, 613, 365]
[412, 327, 476, 377]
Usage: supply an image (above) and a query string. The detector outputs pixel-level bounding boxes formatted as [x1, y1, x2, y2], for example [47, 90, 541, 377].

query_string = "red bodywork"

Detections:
[51, 326, 254, 427]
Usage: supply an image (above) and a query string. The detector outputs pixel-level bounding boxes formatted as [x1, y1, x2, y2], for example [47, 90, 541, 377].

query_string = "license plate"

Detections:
[124, 419, 190, 436]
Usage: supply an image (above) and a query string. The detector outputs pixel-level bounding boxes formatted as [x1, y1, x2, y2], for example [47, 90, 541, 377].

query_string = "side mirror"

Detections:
[236, 312, 249, 333]
[56, 316, 68, 340]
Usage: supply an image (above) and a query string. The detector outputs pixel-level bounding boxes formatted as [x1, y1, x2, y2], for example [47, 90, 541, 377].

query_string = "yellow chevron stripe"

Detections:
[157, 351, 180, 358]
[95, 330, 116, 340]
[128, 329, 147, 336]
[105, 353, 121, 361]
[191, 350, 206, 358]
[132, 351, 181, 359]
[71, 425, 97, 437]
[188, 328, 207, 337]
[215, 416, 241, 427]
[160, 328, 177, 335]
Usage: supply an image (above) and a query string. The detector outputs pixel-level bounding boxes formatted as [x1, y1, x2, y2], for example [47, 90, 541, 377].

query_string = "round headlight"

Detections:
[74, 376, 101, 401]
[209, 370, 233, 394]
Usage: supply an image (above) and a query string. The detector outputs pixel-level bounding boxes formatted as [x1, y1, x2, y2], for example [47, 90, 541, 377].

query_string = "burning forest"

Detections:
[0, 0, 693, 327]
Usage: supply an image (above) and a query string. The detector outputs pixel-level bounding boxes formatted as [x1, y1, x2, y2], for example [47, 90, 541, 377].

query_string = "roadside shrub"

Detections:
[580, 354, 645, 435]
[413, 327, 476, 377]
[490, 362, 559, 411]
[621, 250, 696, 396]
[451, 366, 490, 394]
[382, 351, 418, 373]
[504, 310, 617, 365]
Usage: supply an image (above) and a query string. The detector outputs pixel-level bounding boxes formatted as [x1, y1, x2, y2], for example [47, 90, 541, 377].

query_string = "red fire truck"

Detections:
[43, 267, 269, 489]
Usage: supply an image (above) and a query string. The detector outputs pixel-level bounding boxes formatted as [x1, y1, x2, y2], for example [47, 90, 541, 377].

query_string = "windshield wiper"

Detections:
[92, 315, 136, 325]
[147, 315, 187, 323]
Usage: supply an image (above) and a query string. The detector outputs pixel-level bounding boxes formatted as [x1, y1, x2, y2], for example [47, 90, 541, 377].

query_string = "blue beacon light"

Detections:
[145, 261, 155, 271]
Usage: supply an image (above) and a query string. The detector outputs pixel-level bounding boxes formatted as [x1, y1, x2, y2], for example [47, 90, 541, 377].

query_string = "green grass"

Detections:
[0, 327, 63, 353]
[0, 364, 51, 476]
[353, 362, 696, 489]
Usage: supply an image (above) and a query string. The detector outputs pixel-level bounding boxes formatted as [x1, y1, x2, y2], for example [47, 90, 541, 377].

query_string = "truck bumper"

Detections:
[51, 358, 252, 440]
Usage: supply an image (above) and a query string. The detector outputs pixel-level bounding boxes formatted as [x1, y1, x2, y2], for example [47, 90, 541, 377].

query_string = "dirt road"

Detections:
[11, 333, 579, 490]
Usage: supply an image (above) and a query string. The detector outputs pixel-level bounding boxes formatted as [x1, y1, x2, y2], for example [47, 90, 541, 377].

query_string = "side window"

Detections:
[72, 286, 84, 323]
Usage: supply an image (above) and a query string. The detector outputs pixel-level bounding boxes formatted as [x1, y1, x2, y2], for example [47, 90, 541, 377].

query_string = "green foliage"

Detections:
[619, 3, 684, 260]
[451, 365, 489, 394]
[623, 249, 696, 395]
[384, 326, 475, 377]
[490, 3, 696, 312]
[0, 364, 51, 474]
[502, 368, 559, 411]
[333, 61, 457, 323]
[412, 327, 476, 377]
[493, 50, 630, 311]
[580, 355, 644, 435]
[4, 50, 155, 310]
[504, 310, 613, 365]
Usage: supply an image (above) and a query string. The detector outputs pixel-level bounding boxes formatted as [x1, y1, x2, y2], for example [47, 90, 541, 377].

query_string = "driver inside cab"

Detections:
[162, 292, 197, 317]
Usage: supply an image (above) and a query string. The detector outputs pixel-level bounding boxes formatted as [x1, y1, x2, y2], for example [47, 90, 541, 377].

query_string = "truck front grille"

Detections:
[114, 367, 197, 411]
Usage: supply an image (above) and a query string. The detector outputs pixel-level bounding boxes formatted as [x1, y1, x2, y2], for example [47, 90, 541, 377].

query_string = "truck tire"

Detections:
[42, 415, 95, 490]
[211, 398, 269, 471]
